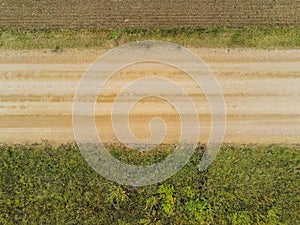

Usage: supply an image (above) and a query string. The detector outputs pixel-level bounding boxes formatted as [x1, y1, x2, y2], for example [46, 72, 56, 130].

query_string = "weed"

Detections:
[0, 143, 299, 224]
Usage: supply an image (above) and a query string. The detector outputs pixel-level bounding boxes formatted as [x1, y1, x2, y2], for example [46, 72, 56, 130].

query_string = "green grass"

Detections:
[1, 143, 299, 224]
[0, 27, 299, 50]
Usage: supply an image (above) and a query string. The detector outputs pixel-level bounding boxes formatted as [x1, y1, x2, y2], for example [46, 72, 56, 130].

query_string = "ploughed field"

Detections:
[0, 0, 298, 29]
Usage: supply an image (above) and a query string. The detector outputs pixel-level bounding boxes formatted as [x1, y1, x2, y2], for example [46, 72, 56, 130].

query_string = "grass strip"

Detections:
[0, 27, 299, 50]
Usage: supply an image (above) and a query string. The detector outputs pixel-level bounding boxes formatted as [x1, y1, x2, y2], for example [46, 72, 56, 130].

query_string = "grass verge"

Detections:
[0, 143, 299, 224]
[0, 27, 299, 50]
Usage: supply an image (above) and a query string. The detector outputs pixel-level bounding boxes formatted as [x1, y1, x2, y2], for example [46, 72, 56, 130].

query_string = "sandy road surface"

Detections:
[0, 48, 299, 144]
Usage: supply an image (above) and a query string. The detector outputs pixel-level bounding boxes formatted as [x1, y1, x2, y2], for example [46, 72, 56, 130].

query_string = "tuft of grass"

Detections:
[0, 27, 299, 50]
[0, 143, 299, 224]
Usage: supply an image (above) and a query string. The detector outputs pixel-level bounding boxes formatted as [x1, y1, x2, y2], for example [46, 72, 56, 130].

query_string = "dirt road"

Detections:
[0, 48, 299, 144]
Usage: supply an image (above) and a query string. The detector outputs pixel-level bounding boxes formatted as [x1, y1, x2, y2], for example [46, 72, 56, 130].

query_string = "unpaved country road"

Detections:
[0, 48, 299, 144]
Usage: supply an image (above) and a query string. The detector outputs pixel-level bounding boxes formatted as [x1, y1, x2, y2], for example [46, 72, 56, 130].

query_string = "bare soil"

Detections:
[0, 48, 299, 144]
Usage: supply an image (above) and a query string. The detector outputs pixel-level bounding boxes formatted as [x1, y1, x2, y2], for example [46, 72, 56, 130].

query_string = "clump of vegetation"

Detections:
[0, 27, 299, 50]
[51, 45, 63, 53]
[0, 143, 299, 224]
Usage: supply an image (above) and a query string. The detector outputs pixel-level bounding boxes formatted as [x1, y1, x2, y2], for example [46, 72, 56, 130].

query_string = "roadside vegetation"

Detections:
[0, 27, 299, 50]
[1, 143, 299, 224]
